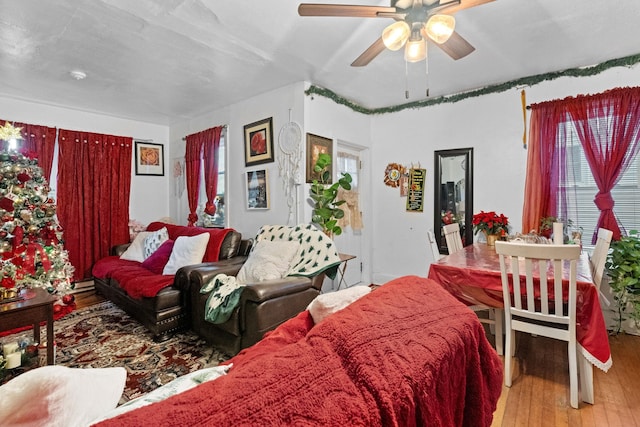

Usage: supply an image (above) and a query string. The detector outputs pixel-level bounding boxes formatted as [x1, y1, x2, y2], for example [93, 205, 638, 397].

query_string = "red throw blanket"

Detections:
[95, 276, 503, 426]
[92, 224, 234, 298]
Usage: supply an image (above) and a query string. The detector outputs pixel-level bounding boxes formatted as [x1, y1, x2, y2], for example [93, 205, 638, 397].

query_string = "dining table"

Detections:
[427, 243, 612, 373]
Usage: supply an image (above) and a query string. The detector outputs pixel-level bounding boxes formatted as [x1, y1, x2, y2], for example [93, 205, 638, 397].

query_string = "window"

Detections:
[560, 122, 640, 248]
[197, 131, 226, 227]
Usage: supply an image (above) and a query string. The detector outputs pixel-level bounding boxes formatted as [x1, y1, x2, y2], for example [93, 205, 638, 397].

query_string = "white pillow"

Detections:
[0, 365, 126, 427]
[143, 227, 169, 259]
[162, 233, 211, 275]
[95, 365, 230, 422]
[307, 285, 371, 324]
[119, 231, 152, 262]
[236, 240, 300, 283]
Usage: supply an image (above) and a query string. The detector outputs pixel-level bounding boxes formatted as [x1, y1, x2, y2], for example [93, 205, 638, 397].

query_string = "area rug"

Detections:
[0, 301, 230, 404]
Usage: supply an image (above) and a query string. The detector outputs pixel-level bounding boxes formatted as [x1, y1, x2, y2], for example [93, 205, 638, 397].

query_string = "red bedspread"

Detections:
[95, 276, 503, 427]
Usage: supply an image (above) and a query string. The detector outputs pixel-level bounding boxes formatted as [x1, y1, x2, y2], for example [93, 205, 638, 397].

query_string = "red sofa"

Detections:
[95, 276, 503, 426]
[92, 222, 248, 341]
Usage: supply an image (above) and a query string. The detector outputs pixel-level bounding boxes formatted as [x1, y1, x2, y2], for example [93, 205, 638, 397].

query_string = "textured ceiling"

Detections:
[1, 0, 639, 125]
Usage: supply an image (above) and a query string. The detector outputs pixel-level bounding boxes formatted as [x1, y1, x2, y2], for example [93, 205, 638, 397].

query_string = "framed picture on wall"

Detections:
[135, 141, 164, 176]
[246, 169, 270, 210]
[244, 117, 274, 166]
[305, 133, 333, 183]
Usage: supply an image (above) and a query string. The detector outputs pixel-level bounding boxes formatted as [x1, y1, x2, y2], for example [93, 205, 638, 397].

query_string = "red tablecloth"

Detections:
[427, 243, 612, 372]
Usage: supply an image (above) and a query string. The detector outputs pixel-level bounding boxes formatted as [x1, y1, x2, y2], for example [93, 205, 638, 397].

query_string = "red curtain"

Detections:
[521, 104, 568, 233]
[523, 87, 640, 242]
[565, 87, 640, 241]
[0, 119, 57, 180]
[202, 126, 223, 216]
[185, 126, 223, 226]
[57, 130, 132, 280]
[185, 134, 204, 226]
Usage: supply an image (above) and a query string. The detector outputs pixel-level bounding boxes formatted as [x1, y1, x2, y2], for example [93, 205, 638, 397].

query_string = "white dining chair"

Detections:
[427, 229, 442, 262]
[442, 223, 503, 355]
[443, 223, 463, 254]
[589, 228, 613, 293]
[495, 241, 585, 409]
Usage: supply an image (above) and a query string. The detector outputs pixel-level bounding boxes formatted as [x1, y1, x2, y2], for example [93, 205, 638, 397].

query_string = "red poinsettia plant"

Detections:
[472, 211, 509, 236]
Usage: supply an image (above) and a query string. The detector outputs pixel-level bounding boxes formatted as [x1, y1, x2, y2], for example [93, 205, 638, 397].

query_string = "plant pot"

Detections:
[485, 233, 500, 247]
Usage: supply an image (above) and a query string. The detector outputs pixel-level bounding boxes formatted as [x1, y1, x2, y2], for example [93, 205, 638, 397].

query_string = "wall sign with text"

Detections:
[406, 168, 426, 212]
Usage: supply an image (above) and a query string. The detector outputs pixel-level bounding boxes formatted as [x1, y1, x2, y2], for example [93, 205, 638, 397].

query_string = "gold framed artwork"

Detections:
[135, 141, 164, 176]
[243, 117, 274, 167]
[305, 133, 333, 183]
[246, 169, 270, 210]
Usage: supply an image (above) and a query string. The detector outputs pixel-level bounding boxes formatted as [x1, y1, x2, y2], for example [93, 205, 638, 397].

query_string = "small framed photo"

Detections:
[305, 133, 333, 183]
[244, 117, 274, 167]
[135, 141, 164, 176]
[246, 169, 270, 210]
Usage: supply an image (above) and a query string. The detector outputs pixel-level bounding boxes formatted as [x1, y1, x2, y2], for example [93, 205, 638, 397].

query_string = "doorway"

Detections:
[333, 142, 368, 288]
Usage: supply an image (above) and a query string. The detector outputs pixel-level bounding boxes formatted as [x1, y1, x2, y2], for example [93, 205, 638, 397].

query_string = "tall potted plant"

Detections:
[606, 230, 640, 334]
[309, 153, 352, 236]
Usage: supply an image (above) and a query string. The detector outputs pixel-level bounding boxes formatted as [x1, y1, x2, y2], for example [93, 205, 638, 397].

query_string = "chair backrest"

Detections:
[589, 228, 613, 291]
[495, 241, 581, 331]
[427, 229, 442, 262]
[443, 223, 463, 254]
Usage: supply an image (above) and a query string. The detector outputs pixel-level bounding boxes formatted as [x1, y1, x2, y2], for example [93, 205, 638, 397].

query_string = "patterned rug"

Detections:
[0, 301, 230, 404]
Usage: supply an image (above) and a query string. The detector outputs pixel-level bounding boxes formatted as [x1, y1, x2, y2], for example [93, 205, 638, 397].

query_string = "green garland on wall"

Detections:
[305, 53, 640, 115]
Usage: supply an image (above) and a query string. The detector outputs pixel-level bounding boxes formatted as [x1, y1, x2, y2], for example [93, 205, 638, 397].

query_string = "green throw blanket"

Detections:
[201, 224, 342, 324]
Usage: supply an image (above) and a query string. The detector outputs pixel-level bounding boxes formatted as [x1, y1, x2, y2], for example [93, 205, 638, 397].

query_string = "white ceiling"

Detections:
[1, 0, 639, 126]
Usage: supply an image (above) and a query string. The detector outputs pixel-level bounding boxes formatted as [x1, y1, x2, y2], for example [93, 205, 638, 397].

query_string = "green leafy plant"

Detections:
[605, 230, 640, 334]
[309, 153, 352, 237]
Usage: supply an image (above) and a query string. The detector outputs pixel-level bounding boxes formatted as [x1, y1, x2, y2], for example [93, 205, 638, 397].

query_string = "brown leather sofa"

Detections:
[178, 262, 326, 356]
[93, 228, 248, 342]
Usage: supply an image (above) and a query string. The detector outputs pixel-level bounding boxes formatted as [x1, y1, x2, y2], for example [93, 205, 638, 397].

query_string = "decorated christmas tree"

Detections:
[0, 122, 74, 308]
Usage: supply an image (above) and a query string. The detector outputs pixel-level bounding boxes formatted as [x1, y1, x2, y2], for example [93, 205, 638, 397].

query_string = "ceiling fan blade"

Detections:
[298, 4, 396, 18]
[351, 37, 387, 67]
[439, 0, 494, 15]
[434, 31, 475, 60]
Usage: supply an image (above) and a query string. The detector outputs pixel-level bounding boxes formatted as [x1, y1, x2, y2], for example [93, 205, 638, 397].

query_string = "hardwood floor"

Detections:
[491, 331, 640, 426]
[71, 290, 640, 426]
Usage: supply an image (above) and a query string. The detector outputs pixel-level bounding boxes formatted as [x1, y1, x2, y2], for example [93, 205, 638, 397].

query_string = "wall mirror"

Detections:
[434, 148, 473, 254]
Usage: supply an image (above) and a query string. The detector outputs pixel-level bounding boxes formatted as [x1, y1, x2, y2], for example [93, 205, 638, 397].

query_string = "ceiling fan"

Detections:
[298, 0, 494, 67]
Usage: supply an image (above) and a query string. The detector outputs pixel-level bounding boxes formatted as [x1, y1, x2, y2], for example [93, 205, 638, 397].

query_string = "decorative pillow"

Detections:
[0, 365, 126, 427]
[162, 233, 211, 275]
[237, 240, 300, 283]
[119, 231, 152, 262]
[141, 239, 175, 275]
[307, 285, 371, 324]
[143, 227, 169, 259]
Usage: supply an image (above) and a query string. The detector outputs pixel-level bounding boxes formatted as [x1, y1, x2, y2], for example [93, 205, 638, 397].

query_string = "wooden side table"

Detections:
[0, 288, 57, 365]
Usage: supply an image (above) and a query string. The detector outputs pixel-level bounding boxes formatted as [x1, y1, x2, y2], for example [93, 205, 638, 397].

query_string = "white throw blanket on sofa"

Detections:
[201, 224, 342, 324]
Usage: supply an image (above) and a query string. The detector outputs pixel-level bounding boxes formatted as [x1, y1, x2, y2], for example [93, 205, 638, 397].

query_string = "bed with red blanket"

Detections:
[95, 276, 503, 427]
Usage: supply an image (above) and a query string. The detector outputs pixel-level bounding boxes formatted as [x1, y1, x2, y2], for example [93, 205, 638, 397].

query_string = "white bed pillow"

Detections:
[162, 233, 211, 275]
[307, 285, 372, 324]
[236, 240, 300, 283]
[0, 365, 126, 427]
[119, 231, 152, 262]
[143, 227, 169, 259]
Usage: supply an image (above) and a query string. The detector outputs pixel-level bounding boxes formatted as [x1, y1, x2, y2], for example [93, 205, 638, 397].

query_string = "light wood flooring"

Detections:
[72, 289, 640, 426]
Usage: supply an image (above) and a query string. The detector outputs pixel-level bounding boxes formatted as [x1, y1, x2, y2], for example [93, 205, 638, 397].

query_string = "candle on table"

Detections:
[5, 351, 21, 369]
[553, 222, 563, 245]
[3, 342, 19, 356]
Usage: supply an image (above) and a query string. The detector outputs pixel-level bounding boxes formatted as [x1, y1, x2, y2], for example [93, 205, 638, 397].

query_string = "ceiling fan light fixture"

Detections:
[424, 14, 455, 44]
[382, 21, 410, 51]
[404, 38, 427, 62]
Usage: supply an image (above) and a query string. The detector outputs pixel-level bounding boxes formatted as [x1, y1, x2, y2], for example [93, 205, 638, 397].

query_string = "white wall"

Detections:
[0, 96, 170, 225]
[370, 64, 640, 284]
[169, 83, 306, 239]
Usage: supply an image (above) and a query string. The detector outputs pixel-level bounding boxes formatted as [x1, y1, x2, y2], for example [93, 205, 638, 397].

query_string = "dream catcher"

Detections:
[278, 110, 302, 225]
